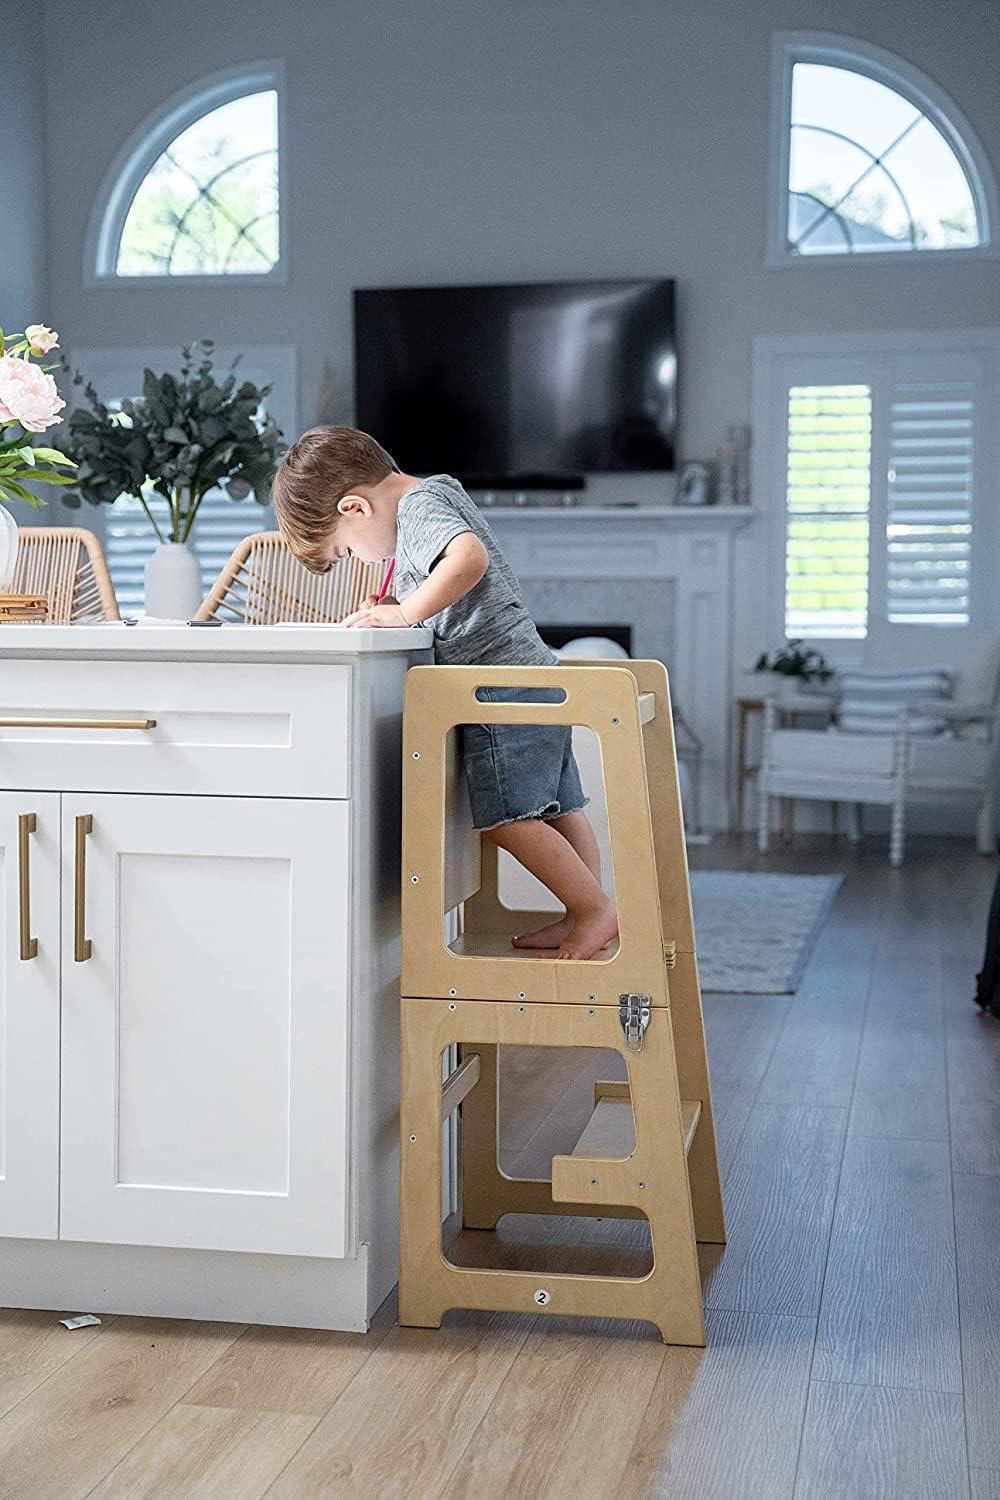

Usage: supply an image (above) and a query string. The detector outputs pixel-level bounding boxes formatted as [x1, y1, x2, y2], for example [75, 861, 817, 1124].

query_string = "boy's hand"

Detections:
[361, 592, 396, 608]
[342, 602, 411, 628]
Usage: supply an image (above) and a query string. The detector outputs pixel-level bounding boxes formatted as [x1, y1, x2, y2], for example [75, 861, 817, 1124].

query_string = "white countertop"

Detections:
[0, 622, 434, 662]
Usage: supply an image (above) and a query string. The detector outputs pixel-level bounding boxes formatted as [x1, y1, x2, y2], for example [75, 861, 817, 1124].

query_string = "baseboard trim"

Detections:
[0, 1237, 374, 1332]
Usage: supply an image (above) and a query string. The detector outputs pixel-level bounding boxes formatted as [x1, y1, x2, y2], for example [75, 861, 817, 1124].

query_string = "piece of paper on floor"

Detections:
[59, 1314, 102, 1329]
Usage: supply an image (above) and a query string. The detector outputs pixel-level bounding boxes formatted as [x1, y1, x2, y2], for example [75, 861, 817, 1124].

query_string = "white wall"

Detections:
[39, 0, 1000, 461]
[31, 0, 1000, 831]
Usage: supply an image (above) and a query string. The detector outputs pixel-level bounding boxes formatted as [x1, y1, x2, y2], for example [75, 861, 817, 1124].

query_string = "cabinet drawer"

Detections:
[0, 660, 351, 798]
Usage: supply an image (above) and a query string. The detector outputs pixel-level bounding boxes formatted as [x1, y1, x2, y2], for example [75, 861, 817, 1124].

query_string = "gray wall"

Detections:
[2, 1, 50, 527]
[39, 0, 1000, 472]
[2, 1, 47, 336]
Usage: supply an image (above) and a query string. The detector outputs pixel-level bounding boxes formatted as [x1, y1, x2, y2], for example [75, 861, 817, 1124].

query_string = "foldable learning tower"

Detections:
[398, 661, 725, 1344]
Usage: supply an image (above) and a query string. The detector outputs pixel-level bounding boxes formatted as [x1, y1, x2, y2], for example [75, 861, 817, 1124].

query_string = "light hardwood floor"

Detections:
[1, 836, 998, 1499]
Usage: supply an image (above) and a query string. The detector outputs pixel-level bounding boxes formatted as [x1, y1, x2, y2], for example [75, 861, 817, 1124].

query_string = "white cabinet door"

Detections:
[60, 794, 351, 1258]
[0, 793, 61, 1239]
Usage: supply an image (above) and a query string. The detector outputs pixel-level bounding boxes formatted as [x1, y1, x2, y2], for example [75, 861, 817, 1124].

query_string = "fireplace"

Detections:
[484, 504, 756, 830]
[537, 623, 632, 655]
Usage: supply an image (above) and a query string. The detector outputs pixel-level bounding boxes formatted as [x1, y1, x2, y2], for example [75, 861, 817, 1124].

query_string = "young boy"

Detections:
[272, 425, 618, 961]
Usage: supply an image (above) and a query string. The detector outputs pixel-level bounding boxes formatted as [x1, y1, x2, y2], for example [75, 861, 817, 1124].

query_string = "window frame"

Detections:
[753, 328, 1000, 660]
[84, 60, 287, 289]
[766, 31, 999, 268]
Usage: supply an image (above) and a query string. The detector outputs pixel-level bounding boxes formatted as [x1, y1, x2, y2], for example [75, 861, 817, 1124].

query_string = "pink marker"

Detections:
[375, 558, 396, 603]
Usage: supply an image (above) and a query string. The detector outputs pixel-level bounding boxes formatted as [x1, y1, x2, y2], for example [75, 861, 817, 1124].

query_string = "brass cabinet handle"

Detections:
[18, 813, 38, 961]
[0, 717, 156, 730]
[74, 814, 93, 962]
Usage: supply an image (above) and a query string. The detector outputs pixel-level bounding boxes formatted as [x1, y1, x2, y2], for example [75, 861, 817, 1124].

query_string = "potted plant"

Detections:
[754, 640, 835, 696]
[0, 323, 77, 586]
[62, 340, 286, 617]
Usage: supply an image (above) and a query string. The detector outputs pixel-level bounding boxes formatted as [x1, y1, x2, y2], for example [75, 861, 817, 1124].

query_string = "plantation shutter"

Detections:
[885, 379, 975, 626]
[775, 336, 995, 642]
[104, 495, 158, 612]
[191, 492, 270, 596]
[784, 383, 872, 639]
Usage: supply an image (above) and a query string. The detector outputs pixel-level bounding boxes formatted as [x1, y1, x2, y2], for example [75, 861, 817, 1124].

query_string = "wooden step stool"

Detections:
[398, 660, 725, 1344]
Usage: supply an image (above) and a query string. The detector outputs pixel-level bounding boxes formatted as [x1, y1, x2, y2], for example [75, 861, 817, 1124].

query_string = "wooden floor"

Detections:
[2, 836, 999, 1498]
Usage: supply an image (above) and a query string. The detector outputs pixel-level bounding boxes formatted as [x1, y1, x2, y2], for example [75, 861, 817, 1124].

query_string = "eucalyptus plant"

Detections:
[62, 340, 285, 543]
[754, 640, 833, 684]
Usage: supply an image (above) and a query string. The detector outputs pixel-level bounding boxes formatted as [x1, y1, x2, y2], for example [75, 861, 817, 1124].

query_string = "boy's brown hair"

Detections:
[271, 426, 398, 573]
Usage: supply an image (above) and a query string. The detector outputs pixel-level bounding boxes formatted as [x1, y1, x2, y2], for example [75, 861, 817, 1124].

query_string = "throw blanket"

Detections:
[837, 666, 953, 736]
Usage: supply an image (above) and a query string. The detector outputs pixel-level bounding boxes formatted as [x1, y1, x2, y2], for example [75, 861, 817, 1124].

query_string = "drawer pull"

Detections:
[18, 813, 38, 961]
[0, 717, 156, 731]
[74, 814, 93, 963]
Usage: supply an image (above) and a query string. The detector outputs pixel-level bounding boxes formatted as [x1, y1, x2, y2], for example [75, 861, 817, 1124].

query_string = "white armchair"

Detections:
[757, 623, 1000, 866]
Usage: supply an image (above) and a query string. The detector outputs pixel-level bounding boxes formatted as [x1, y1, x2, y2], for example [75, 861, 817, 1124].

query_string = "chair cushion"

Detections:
[836, 666, 953, 736]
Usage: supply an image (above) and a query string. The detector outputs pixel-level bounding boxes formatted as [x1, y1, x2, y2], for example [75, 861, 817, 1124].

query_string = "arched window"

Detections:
[768, 34, 997, 263]
[86, 63, 284, 284]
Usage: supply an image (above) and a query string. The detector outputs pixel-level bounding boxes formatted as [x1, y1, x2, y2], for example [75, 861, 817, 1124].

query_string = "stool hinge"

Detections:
[619, 993, 652, 1051]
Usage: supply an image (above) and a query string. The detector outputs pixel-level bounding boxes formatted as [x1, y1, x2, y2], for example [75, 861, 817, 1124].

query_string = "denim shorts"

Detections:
[461, 686, 589, 832]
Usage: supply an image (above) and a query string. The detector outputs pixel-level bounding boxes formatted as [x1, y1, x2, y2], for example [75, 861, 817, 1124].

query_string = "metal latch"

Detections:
[619, 993, 652, 1051]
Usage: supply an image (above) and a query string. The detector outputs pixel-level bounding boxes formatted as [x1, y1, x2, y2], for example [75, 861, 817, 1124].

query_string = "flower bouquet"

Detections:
[0, 323, 77, 590]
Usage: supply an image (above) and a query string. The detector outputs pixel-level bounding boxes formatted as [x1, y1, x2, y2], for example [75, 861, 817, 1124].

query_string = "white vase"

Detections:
[144, 542, 203, 620]
[0, 503, 20, 590]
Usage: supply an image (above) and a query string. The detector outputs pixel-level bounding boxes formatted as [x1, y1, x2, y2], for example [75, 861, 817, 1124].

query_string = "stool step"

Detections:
[572, 1098, 635, 1158]
[449, 930, 622, 961]
[569, 1097, 702, 1160]
[441, 1052, 480, 1117]
[682, 1100, 703, 1154]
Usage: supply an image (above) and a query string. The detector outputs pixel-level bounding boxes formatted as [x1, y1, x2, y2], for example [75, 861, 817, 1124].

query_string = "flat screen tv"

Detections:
[353, 279, 676, 486]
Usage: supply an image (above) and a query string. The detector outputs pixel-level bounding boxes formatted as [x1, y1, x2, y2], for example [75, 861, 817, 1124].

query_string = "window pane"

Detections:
[785, 385, 872, 638]
[117, 91, 279, 276]
[788, 63, 981, 254]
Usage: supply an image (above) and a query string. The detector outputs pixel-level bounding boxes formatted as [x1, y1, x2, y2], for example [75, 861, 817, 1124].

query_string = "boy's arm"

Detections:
[342, 532, 487, 628]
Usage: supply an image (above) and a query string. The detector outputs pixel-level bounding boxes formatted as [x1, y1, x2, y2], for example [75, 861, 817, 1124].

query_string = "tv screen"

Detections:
[353, 279, 676, 484]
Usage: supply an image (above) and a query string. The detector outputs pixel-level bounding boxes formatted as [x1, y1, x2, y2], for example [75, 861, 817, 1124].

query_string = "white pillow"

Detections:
[836, 666, 953, 736]
[558, 636, 629, 660]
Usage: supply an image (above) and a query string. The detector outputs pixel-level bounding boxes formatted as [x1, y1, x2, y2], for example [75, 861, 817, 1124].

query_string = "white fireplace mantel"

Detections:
[486, 505, 757, 831]
[481, 505, 756, 527]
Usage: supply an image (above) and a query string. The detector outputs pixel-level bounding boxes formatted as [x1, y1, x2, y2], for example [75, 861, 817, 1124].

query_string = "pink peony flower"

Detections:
[0, 354, 66, 432]
[24, 323, 59, 355]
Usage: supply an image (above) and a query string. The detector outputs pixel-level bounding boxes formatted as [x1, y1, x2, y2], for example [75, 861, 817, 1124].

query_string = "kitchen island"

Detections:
[0, 623, 431, 1331]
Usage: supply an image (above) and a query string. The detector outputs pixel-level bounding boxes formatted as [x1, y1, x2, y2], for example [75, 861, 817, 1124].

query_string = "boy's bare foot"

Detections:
[556, 900, 619, 961]
[512, 915, 573, 950]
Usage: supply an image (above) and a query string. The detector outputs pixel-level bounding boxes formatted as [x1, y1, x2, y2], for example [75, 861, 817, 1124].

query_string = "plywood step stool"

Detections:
[399, 660, 725, 1344]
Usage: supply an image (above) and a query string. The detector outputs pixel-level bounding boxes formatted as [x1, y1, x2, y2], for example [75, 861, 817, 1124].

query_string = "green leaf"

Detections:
[25, 470, 77, 485]
[14, 445, 35, 466]
[30, 447, 76, 468]
[0, 479, 45, 508]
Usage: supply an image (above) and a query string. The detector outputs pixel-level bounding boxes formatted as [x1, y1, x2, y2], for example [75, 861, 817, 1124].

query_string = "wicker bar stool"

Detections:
[195, 532, 386, 624]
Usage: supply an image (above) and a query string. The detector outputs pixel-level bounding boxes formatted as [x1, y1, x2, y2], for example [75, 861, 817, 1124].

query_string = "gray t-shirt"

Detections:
[394, 475, 557, 667]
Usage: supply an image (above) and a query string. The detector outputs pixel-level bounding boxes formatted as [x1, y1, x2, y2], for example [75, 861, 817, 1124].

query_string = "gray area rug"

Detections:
[690, 871, 843, 994]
